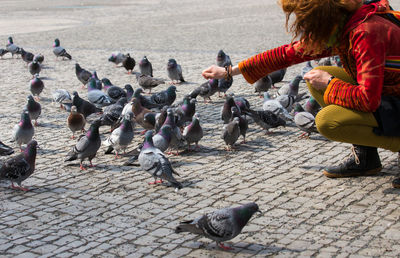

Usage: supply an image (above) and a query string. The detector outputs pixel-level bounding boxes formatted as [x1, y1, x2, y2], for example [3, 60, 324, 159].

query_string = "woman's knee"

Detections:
[315, 106, 339, 139]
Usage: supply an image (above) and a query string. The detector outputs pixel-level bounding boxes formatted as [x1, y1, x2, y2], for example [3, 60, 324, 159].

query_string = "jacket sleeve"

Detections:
[238, 41, 333, 84]
[324, 25, 385, 112]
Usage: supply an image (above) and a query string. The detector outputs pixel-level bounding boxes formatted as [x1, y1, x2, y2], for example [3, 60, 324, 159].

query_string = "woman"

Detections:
[202, 0, 400, 186]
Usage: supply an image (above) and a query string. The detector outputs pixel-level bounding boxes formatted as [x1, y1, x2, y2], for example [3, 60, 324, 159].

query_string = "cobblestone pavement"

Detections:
[1, 0, 400, 257]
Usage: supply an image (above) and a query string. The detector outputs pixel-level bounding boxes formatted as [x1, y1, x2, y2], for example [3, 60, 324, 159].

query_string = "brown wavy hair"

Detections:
[280, 0, 353, 55]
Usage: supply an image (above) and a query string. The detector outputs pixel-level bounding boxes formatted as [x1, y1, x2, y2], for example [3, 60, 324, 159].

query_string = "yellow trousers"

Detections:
[307, 66, 400, 152]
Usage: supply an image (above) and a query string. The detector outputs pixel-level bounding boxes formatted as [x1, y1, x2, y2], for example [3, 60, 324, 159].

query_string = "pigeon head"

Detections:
[27, 95, 35, 103]
[217, 49, 226, 61]
[124, 84, 134, 99]
[134, 88, 144, 97]
[167, 59, 177, 69]
[108, 54, 116, 62]
[226, 96, 236, 107]
[72, 91, 79, 98]
[20, 112, 32, 127]
[86, 119, 101, 139]
[8, 36, 13, 44]
[231, 106, 240, 116]
[143, 130, 154, 149]
[101, 78, 112, 86]
[139, 56, 149, 65]
[53, 38, 60, 47]
[24, 140, 38, 166]
[234, 202, 261, 228]
[71, 105, 78, 113]
[167, 85, 177, 93]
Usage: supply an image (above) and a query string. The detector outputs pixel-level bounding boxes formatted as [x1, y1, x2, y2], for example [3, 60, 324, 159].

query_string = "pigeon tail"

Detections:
[175, 221, 202, 234]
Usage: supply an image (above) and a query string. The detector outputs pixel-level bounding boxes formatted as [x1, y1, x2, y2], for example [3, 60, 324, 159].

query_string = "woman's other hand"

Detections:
[202, 65, 227, 80]
[304, 69, 333, 91]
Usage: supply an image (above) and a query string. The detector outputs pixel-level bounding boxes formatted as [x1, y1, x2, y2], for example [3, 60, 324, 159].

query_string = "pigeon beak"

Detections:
[36, 145, 42, 149]
[257, 209, 262, 214]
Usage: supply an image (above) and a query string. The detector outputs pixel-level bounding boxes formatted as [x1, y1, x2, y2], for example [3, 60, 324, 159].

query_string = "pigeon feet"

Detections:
[11, 183, 29, 191]
[148, 179, 163, 185]
[140, 130, 147, 135]
[299, 132, 310, 139]
[79, 164, 87, 170]
[218, 242, 233, 251]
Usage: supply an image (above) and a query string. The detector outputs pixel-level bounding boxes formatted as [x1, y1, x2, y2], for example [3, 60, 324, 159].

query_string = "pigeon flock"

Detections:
[0, 36, 343, 249]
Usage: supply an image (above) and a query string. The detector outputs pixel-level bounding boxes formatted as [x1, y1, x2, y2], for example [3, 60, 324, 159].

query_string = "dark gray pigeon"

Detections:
[221, 96, 240, 124]
[64, 119, 101, 170]
[133, 88, 165, 110]
[175, 202, 260, 250]
[122, 53, 135, 74]
[221, 117, 240, 151]
[167, 58, 184, 83]
[28, 60, 41, 77]
[53, 38, 71, 60]
[254, 75, 272, 96]
[87, 97, 127, 130]
[75, 63, 92, 87]
[278, 75, 302, 97]
[20, 48, 34, 64]
[106, 85, 127, 103]
[174, 96, 196, 128]
[231, 107, 248, 144]
[136, 73, 165, 94]
[0, 141, 14, 156]
[190, 79, 219, 103]
[163, 108, 183, 155]
[269, 68, 286, 86]
[138, 130, 182, 190]
[25, 95, 41, 126]
[86, 71, 102, 91]
[217, 77, 233, 98]
[139, 56, 153, 77]
[182, 113, 203, 151]
[244, 109, 286, 134]
[29, 75, 44, 99]
[72, 91, 102, 118]
[216, 49, 232, 67]
[103, 113, 134, 158]
[0, 140, 38, 191]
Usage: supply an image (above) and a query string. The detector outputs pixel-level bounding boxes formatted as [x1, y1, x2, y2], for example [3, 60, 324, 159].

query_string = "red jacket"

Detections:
[238, 0, 400, 112]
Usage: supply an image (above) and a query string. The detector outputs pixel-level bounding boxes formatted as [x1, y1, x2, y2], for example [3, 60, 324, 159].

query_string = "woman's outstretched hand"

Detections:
[202, 65, 227, 80]
[304, 69, 333, 91]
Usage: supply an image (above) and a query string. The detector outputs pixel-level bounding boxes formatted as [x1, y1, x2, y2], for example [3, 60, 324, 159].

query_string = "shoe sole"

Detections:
[323, 167, 382, 178]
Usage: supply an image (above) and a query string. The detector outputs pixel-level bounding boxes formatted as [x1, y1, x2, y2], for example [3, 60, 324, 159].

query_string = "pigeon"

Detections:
[301, 61, 313, 81]
[277, 75, 302, 97]
[28, 60, 41, 77]
[87, 88, 112, 108]
[122, 53, 135, 74]
[174, 96, 196, 128]
[64, 119, 101, 170]
[138, 130, 182, 190]
[217, 77, 233, 98]
[0, 140, 38, 191]
[52, 89, 72, 111]
[25, 95, 41, 126]
[254, 75, 272, 96]
[244, 109, 286, 134]
[152, 124, 173, 152]
[6, 37, 20, 58]
[0, 141, 14, 156]
[221, 96, 240, 124]
[216, 49, 232, 67]
[175, 202, 260, 250]
[108, 52, 126, 66]
[124, 84, 134, 101]
[269, 68, 286, 86]
[230, 107, 248, 143]
[33, 53, 44, 64]
[103, 113, 134, 158]
[149, 85, 177, 107]
[12, 112, 34, 151]
[52, 38, 71, 60]
[294, 103, 318, 138]
[101, 78, 114, 92]
[182, 113, 203, 151]
[190, 79, 219, 103]
[106, 85, 127, 103]
[86, 71, 102, 91]
[139, 56, 153, 77]
[67, 106, 86, 139]
[135, 73, 165, 94]
[87, 97, 127, 130]
[163, 108, 183, 155]
[262, 92, 293, 120]
[75, 63, 92, 87]
[20, 48, 34, 64]
[221, 117, 240, 151]
[167, 58, 185, 83]
[131, 98, 155, 132]
[332, 56, 342, 67]
[0, 48, 9, 58]
[303, 96, 321, 117]
[133, 88, 165, 110]
[72, 91, 102, 118]
[29, 75, 44, 99]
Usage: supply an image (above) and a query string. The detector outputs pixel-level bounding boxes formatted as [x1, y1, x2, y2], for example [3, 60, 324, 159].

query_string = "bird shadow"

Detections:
[38, 76, 55, 81]
[34, 122, 63, 129]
